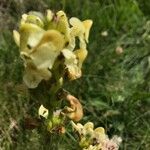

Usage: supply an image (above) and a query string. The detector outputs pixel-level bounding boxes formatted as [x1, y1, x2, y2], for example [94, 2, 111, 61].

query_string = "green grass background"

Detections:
[0, 0, 150, 149]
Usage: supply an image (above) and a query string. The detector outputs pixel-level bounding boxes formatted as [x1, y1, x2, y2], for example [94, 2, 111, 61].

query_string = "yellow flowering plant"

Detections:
[13, 9, 121, 149]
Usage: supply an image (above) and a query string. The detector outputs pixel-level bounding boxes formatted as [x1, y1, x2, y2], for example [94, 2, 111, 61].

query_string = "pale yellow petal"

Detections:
[69, 17, 87, 49]
[46, 9, 54, 21]
[36, 30, 65, 50]
[66, 36, 75, 51]
[21, 14, 28, 24]
[94, 127, 106, 142]
[62, 49, 76, 60]
[82, 20, 93, 43]
[23, 62, 51, 88]
[21, 12, 44, 27]
[29, 30, 65, 69]
[71, 121, 83, 133]
[23, 67, 43, 88]
[62, 49, 81, 80]
[94, 127, 105, 134]
[69, 17, 85, 36]
[13, 30, 20, 47]
[56, 10, 70, 42]
[20, 23, 44, 53]
[84, 122, 94, 130]
[38, 105, 49, 118]
[74, 48, 88, 68]
[30, 42, 60, 69]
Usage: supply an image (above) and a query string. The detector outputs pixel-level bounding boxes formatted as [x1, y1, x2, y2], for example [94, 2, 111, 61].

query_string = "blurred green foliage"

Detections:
[0, 0, 150, 149]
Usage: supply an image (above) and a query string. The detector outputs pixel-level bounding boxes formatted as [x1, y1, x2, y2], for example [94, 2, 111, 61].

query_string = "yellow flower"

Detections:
[71, 121, 94, 137]
[56, 11, 70, 42]
[74, 48, 88, 68]
[69, 18, 92, 68]
[93, 127, 106, 144]
[62, 49, 81, 80]
[38, 105, 49, 119]
[21, 11, 44, 28]
[13, 30, 20, 47]
[69, 17, 93, 49]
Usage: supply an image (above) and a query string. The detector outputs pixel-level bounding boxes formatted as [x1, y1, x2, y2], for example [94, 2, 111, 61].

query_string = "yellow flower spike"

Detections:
[23, 62, 51, 88]
[20, 23, 44, 53]
[14, 10, 93, 88]
[74, 48, 88, 68]
[38, 105, 49, 119]
[82, 20, 93, 43]
[13, 30, 20, 47]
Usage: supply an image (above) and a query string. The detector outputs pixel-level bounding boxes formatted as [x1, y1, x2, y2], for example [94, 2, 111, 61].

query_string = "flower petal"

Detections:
[21, 12, 44, 28]
[62, 49, 81, 80]
[74, 48, 88, 68]
[23, 62, 51, 88]
[82, 20, 93, 43]
[46, 9, 54, 22]
[20, 23, 44, 53]
[84, 122, 94, 130]
[38, 105, 49, 118]
[30, 30, 65, 69]
[56, 10, 70, 42]
[69, 17, 85, 36]
[13, 30, 20, 47]
[71, 121, 84, 134]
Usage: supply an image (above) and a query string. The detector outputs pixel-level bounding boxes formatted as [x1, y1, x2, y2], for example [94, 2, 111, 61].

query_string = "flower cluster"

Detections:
[71, 121, 122, 150]
[13, 9, 121, 149]
[13, 10, 93, 88]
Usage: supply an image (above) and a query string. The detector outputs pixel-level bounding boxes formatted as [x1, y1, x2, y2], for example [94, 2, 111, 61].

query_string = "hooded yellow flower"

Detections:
[62, 49, 81, 80]
[38, 105, 49, 119]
